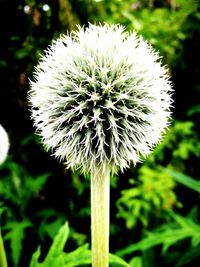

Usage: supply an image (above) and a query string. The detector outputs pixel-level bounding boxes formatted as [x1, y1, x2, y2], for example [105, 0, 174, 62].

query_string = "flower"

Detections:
[0, 124, 9, 165]
[29, 23, 173, 174]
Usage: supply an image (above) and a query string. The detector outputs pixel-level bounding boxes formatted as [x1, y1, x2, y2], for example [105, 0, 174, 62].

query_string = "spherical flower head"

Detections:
[0, 124, 9, 165]
[29, 23, 173, 174]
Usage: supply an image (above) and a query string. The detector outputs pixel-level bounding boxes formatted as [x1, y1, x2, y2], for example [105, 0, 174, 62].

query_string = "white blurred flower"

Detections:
[29, 23, 173, 174]
[0, 124, 9, 165]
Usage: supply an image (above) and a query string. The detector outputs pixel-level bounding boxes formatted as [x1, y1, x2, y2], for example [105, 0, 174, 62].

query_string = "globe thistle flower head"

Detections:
[29, 23, 173, 174]
[0, 124, 9, 165]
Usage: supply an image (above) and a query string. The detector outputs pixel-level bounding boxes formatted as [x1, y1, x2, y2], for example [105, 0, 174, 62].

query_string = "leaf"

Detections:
[0, 161, 50, 212]
[0, 230, 8, 267]
[15, 48, 29, 59]
[30, 222, 130, 267]
[129, 256, 143, 267]
[40, 218, 65, 241]
[4, 220, 32, 267]
[61, 244, 91, 267]
[117, 214, 200, 257]
[109, 253, 130, 267]
[36, 208, 66, 241]
[29, 247, 42, 267]
[187, 105, 200, 116]
[175, 246, 200, 267]
[46, 221, 69, 258]
[0, 205, 7, 217]
[163, 168, 200, 193]
[25, 173, 50, 193]
[29, 222, 69, 267]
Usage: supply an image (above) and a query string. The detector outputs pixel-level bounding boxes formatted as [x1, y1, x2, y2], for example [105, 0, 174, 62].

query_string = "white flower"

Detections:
[29, 23, 173, 174]
[0, 124, 9, 165]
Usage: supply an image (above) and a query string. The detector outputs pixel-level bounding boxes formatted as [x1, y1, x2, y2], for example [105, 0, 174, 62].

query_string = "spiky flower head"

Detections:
[29, 23, 173, 174]
[0, 124, 9, 165]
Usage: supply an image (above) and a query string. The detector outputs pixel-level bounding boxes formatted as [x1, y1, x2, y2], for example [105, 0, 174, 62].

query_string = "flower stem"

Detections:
[91, 167, 110, 267]
[0, 229, 8, 267]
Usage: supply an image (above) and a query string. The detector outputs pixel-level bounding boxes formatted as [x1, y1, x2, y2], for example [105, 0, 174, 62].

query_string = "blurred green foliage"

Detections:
[0, 0, 200, 266]
[117, 165, 180, 228]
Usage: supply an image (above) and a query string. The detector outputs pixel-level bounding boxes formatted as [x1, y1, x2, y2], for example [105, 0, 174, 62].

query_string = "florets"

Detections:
[29, 24, 173, 174]
[0, 124, 9, 165]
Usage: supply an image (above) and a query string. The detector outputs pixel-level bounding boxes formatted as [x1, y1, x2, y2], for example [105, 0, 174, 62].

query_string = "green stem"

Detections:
[0, 229, 8, 267]
[91, 166, 110, 267]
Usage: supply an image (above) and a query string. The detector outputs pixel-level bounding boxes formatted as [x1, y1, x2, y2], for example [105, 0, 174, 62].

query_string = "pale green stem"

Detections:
[91, 167, 110, 267]
[0, 229, 8, 267]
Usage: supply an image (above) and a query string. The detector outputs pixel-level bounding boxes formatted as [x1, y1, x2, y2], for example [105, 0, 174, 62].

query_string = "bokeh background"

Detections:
[0, 0, 200, 266]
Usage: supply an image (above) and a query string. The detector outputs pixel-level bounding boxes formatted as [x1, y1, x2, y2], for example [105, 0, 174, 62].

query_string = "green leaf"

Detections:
[15, 48, 29, 59]
[109, 253, 130, 267]
[36, 208, 66, 241]
[175, 246, 200, 267]
[0, 205, 7, 218]
[25, 173, 50, 193]
[4, 220, 32, 267]
[47, 221, 69, 258]
[163, 168, 200, 193]
[129, 256, 143, 267]
[187, 104, 200, 116]
[29, 223, 69, 267]
[30, 222, 130, 267]
[0, 230, 8, 267]
[61, 244, 91, 266]
[0, 161, 50, 212]
[117, 214, 200, 257]
[29, 247, 42, 267]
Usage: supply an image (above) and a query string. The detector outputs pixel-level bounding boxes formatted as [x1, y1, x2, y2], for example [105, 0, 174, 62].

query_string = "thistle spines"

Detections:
[29, 23, 173, 174]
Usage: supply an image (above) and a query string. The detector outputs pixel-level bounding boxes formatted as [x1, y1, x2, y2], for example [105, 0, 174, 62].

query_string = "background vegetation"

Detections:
[0, 0, 200, 266]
